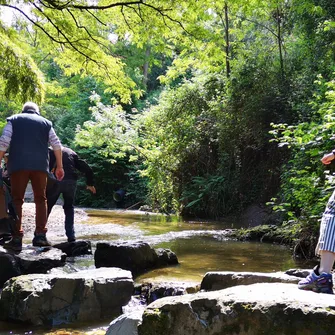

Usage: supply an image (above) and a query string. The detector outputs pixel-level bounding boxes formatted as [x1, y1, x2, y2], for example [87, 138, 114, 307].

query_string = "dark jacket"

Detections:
[49, 147, 94, 186]
[7, 113, 52, 174]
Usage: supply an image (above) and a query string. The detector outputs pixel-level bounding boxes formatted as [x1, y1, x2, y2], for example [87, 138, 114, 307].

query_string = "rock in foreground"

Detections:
[0, 267, 133, 326]
[139, 283, 335, 335]
[0, 246, 66, 288]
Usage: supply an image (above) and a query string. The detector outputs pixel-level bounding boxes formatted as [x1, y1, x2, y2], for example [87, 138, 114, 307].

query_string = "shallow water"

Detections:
[138, 238, 297, 283]
[0, 210, 312, 335]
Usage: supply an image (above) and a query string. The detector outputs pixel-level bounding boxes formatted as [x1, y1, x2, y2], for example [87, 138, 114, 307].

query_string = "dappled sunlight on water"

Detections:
[137, 237, 297, 283]
[85, 209, 181, 225]
[84, 209, 238, 235]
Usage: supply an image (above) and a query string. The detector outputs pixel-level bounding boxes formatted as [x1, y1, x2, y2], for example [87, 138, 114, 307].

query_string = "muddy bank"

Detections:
[228, 224, 318, 260]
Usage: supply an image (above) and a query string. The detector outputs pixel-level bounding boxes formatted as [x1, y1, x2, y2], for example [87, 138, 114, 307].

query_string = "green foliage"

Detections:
[72, 146, 128, 208]
[0, 30, 44, 104]
[135, 75, 222, 214]
[75, 92, 135, 160]
[74, 93, 146, 208]
[0, 0, 333, 234]
[45, 75, 110, 144]
[181, 175, 226, 213]
[134, 66, 284, 216]
[270, 75, 335, 218]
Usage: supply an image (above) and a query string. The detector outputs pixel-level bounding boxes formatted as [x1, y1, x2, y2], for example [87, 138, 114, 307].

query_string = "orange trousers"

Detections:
[10, 170, 48, 237]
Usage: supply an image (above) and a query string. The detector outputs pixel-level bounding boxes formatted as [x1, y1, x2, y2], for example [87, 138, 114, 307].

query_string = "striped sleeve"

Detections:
[0, 122, 13, 151]
[49, 127, 62, 150]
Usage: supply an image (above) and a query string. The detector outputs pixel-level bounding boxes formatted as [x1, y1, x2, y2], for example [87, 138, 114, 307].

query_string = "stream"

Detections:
[0, 209, 312, 335]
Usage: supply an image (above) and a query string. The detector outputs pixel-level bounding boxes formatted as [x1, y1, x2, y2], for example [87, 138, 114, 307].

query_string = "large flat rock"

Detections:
[139, 283, 335, 335]
[0, 267, 134, 326]
[201, 271, 300, 291]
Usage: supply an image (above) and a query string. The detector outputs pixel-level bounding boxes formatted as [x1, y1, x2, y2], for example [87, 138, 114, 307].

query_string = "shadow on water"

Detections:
[0, 209, 313, 335]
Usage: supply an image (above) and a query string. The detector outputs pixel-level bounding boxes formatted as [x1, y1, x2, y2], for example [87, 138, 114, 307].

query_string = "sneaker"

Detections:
[32, 234, 52, 247]
[0, 234, 12, 245]
[298, 266, 333, 294]
[3, 236, 22, 252]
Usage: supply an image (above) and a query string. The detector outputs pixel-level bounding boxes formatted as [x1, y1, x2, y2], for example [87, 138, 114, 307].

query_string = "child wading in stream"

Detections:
[298, 149, 335, 294]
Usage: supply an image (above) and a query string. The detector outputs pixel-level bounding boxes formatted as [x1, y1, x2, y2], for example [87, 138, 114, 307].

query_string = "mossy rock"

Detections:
[138, 308, 170, 335]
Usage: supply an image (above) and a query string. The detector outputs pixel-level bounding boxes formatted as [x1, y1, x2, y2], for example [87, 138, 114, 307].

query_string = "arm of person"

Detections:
[49, 127, 64, 181]
[0, 122, 12, 164]
[0, 122, 12, 157]
[73, 153, 96, 194]
[86, 185, 96, 194]
[321, 151, 335, 165]
[53, 148, 64, 180]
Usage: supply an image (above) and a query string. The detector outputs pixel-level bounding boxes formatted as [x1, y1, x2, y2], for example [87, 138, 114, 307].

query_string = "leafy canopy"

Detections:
[0, 27, 44, 103]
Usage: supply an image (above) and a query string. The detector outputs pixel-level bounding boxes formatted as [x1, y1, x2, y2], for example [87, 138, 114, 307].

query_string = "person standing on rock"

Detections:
[0, 102, 64, 251]
[47, 146, 96, 242]
[298, 150, 335, 294]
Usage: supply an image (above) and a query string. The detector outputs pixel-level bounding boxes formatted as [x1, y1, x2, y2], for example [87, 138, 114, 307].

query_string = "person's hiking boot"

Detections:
[3, 236, 22, 252]
[0, 217, 13, 236]
[32, 234, 52, 247]
[298, 265, 334, 294]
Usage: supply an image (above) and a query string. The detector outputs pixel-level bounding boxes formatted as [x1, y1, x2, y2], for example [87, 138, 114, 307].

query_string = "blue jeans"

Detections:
[47, 180, 77, 240]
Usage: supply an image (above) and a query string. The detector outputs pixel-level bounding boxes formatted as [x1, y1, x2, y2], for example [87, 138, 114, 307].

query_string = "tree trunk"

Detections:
[142, 46, 151, 88]
[276, 6, 284, 79]
[224, 2, 231, 78]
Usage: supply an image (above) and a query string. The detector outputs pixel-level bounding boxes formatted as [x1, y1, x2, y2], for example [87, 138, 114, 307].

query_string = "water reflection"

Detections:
[137, 237, 297, 283]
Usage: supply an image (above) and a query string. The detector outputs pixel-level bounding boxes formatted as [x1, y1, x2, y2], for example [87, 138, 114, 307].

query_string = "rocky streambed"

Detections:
[0, 204, 331, 335]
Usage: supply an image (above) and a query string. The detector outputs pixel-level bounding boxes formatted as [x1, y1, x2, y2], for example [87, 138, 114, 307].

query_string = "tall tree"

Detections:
[0, 0, 198, 102]
[0, 26, 44, 104]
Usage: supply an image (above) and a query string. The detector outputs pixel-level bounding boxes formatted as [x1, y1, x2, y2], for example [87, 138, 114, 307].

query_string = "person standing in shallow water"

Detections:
[0, 102, 64, 252]
[298, 150, 335, 294]
[47, 146, 96, 242]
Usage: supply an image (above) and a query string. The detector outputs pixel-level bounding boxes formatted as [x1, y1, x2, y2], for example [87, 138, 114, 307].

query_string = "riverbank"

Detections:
[20, 204, 156, 244]
[229, 223, 318, 261]
[20, 203, 88, 244]
[19, 203, 317, 261]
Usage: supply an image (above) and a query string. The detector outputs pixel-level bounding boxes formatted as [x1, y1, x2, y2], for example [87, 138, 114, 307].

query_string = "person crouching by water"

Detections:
[0, 102, 64, 252]
[47, 146, 96, 242]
